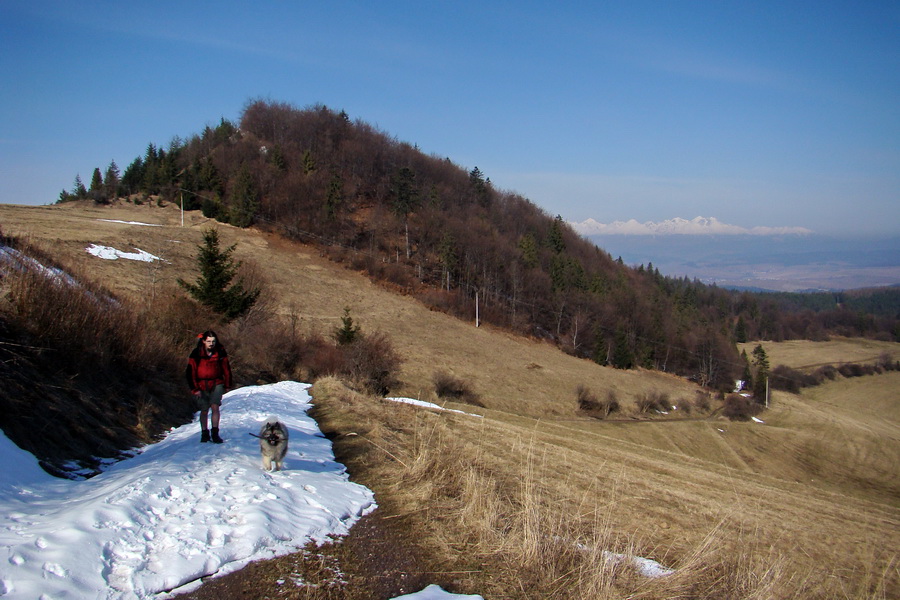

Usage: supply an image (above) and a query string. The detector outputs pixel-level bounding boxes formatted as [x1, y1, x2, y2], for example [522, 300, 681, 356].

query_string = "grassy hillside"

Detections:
[2, 201, 898, 598]
[739, 338, 900, 372]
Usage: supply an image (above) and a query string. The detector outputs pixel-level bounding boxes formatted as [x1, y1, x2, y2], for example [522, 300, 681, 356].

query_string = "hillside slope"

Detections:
[0, 200, 700, 418]
[2, 201, 898, 598]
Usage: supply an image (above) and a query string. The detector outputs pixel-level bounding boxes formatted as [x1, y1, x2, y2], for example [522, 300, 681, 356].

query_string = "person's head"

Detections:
[198, 330, 219, 352]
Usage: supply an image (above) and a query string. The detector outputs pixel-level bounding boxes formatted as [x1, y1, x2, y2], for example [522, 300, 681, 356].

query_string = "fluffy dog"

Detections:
[259, 416, 289, 471]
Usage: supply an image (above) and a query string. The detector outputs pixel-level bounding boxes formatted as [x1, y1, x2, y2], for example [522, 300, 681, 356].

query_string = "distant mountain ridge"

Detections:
[571, 216, 813, 236]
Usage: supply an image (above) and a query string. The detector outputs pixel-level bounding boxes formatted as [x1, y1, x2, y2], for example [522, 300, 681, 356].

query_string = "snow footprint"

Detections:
[42, 562, 68, 578]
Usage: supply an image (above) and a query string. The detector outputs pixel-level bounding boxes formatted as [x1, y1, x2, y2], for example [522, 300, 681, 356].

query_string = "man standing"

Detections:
[186, 330, 233, 443]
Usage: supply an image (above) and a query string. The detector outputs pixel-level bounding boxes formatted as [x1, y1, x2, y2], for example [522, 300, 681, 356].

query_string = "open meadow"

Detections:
[2, 200, 897, 598]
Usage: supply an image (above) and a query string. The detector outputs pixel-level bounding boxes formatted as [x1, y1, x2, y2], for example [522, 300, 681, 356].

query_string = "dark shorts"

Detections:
[195, 384, 224, 411]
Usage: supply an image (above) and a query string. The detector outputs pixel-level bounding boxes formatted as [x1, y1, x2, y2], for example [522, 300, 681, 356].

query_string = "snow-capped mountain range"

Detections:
[570, 216, 812, 236]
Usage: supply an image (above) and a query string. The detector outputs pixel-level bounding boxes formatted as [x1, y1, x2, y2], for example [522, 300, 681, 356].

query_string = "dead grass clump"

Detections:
[433, 371, 484, 407]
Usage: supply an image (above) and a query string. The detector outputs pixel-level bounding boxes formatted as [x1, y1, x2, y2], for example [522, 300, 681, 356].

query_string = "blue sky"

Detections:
[2, 1, 898, 235]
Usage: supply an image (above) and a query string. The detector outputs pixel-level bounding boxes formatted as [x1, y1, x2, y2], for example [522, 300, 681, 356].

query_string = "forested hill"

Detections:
[59, 99, 899, 389]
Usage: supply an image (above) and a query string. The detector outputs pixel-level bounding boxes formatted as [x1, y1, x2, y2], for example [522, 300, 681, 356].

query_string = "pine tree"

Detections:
[518, 233, 539, 269]
[751, 344, 770, 402]
[735, 315, 748, 343]
[610, 326, 635, 369]
[547, 215, 566, 254]
[324, 172, 343, 220]
[334, 307, 361, 345]
[104, 160, 120, 201]
[178, 228, 260, 321]
[89, 167, 104, 202]
[73, 175, 87, 199]
[228, 164, 258, 228]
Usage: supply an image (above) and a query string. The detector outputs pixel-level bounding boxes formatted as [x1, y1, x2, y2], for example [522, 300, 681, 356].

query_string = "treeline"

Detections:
[759, 287, 900, 321]
[58, 99, 900, 389]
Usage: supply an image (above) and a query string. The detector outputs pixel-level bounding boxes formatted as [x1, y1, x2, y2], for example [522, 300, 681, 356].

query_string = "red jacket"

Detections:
[186, 345, 233, 392]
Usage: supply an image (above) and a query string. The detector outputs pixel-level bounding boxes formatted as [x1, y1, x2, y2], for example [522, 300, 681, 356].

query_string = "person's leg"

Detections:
[210, 385, 225, 443]
[198, 391, 212, 442]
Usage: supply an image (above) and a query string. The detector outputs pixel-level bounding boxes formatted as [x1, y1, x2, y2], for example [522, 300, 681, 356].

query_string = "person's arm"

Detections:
[186, 351, 200, 393]
[221, 354, 233, 391]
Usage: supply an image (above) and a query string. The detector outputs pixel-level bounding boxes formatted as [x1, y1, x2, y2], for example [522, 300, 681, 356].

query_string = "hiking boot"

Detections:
[200, 429, 210, 443]
[211, 427, 223, 444]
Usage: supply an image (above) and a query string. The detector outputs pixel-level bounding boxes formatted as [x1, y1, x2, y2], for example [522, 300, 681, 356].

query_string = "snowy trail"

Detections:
[0, 382, 376, 599]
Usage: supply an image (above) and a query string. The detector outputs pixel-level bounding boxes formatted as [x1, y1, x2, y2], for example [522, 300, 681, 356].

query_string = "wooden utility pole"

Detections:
[475, 290, 480, 327]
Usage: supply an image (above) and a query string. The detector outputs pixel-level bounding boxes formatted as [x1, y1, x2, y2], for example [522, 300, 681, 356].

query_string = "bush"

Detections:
[635, 391, 672, 414]
[343, 331, 402, 396]
[576, 385, 600, 412]
[770, 365, 821, 393]
[722, 393, 763, 421]
[0, 238, 192, 475]
[693, 390, 712, 413]
[576, 386, 619, 418]
[815, 364, 838, 381]
[434, 371, 484, 407]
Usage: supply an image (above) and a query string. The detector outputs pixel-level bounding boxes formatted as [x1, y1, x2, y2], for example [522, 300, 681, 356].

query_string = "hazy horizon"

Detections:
[586, 231, 900, 291]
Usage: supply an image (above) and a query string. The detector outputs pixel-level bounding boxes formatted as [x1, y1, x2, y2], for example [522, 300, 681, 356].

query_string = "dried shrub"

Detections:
[576, 385, 601, 412]
[433, 371, 484, 407]
[343, 331, 403, 396]
[576, 385, 619, 418]
[815, 365, 838, 381]
[770, 365, 821, 393]
[722, 393, 763, 421]
[693, 390, 712, 413]
[636, 391, 672, 414]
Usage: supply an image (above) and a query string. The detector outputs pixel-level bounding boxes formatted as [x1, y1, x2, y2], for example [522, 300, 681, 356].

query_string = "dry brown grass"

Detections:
[3, 200, 899, 598]
[312, 377, 898, 599]
[0, 201, 701, 420]
[739, 338, 900, 372]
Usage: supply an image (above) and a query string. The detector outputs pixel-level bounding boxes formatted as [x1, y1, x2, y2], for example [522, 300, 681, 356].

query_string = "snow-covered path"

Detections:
[0, 382, 377, 599]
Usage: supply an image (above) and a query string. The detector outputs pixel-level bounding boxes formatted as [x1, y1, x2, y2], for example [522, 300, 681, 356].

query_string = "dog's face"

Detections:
[261, 422, 286, 446]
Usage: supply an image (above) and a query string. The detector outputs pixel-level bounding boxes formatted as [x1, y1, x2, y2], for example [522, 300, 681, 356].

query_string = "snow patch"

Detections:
[385, 397, 483, 418]
[98, 219, 163, 227]
[86, 244, 161, 262]
[0, 382, 376, 599]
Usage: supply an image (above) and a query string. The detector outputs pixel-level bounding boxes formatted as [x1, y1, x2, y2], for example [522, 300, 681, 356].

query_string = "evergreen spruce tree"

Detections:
[73, 175, 88, 199]
[324, 172, 344, 220]
[518, 233, 539, 269]
[104, 160, 120, 201]
[228, 165, 258, 228]
[610, 326, 635, 369]
[547, 215, 566, 254]
[178, 228, 260, 321]
[751, 344, 770, 402]
[735, 315, 748, 343]
[334, 307, 361, 345]
[89, 168, 104, 202]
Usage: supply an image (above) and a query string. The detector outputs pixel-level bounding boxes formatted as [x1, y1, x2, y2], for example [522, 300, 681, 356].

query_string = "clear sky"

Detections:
[2, 1, 898, 235]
